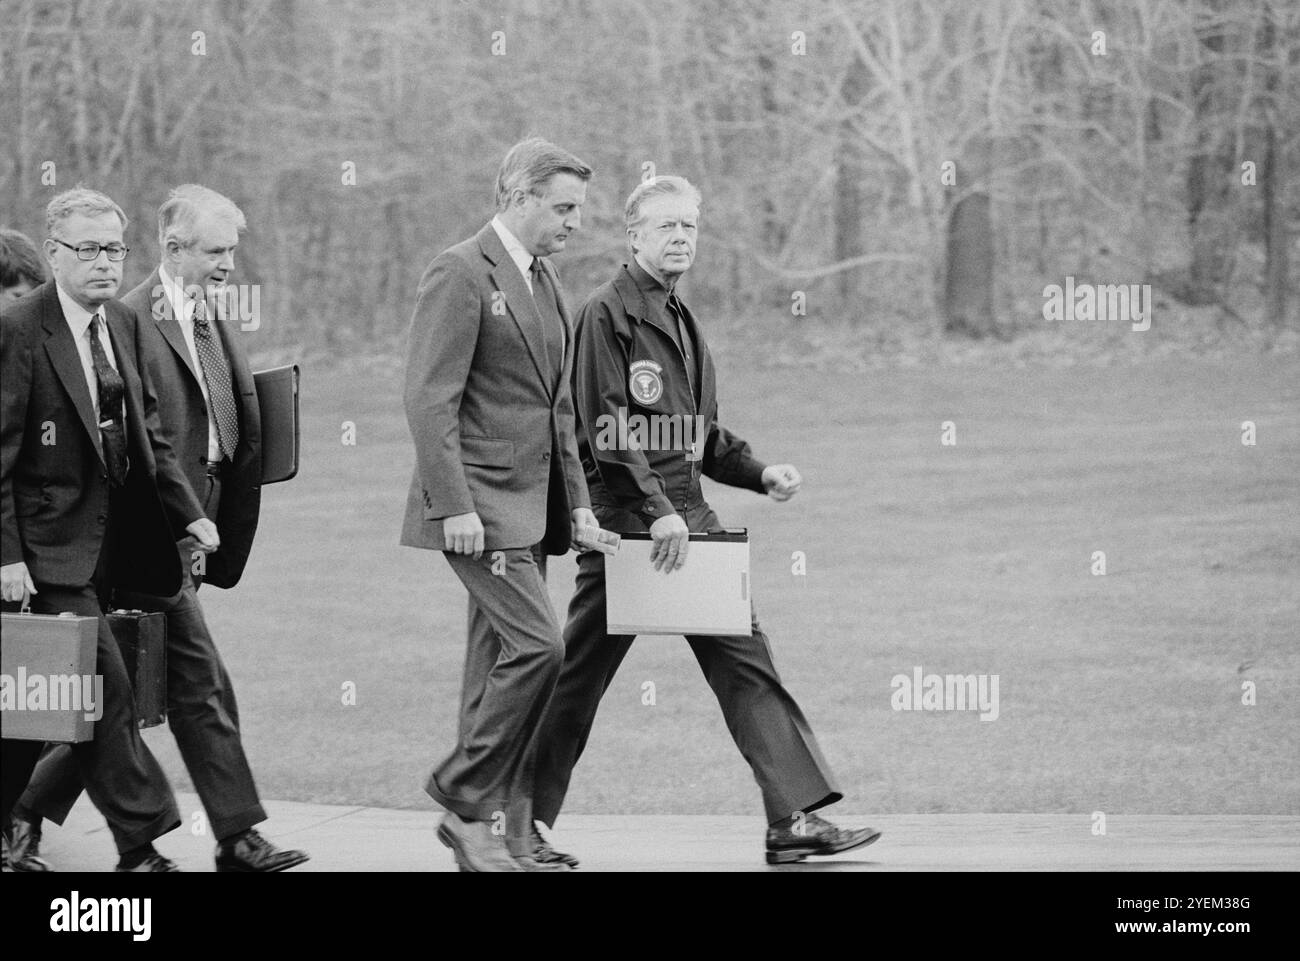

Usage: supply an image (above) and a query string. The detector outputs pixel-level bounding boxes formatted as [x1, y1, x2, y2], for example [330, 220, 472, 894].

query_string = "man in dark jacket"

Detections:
[532, 175, 882, 866]
[12, 185, 308, 873]
[1, 187, 219, 872]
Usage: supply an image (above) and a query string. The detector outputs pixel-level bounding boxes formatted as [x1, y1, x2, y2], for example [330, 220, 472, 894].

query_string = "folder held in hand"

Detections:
[604, 529, 752, 637]
[253, 364, 300, 484]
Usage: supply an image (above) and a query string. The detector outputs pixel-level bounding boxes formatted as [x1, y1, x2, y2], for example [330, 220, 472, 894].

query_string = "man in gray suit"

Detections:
[401, 138, 605, 872]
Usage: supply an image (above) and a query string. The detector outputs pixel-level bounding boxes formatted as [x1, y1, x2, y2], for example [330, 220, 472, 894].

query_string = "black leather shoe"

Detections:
[216, 829, 310, 873]
[765, 813, 882, 864]
[529, 825, 579, 868]
[8, 816, 52, 872]
[116, 852, 180, 872]
[512, 851, 572, 871]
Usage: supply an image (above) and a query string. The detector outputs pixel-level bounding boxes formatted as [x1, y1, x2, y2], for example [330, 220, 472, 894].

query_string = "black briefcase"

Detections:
[107, 609, 168, 728]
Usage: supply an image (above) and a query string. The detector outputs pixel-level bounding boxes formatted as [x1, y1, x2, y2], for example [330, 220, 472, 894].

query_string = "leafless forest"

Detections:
[3, 0, 1296, 350]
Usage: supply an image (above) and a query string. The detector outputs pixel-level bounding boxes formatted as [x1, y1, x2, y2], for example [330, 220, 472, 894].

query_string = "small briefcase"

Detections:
[1, 610, 100, 742]
[108, 609, 168, 728]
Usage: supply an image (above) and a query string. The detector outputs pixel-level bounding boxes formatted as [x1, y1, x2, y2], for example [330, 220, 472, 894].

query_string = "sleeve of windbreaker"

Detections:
[701, 411, 768, 494]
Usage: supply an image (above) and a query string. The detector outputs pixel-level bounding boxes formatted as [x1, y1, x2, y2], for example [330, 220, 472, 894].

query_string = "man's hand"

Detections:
[762, 464, 803, 502]
[444, 511, 485, 559]
[648, 513, 689, 572]
[185, 518, 220, 552]
[572, 508, 616, 555]
[1, 561, 38, 606]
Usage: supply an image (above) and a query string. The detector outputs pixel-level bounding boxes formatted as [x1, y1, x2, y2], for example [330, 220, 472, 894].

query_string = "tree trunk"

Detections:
[834, 54, 869, 308]
[1186, 21, 1236, 304]
[943, 191, 996, 338]
[1259, 10, 1292, 329]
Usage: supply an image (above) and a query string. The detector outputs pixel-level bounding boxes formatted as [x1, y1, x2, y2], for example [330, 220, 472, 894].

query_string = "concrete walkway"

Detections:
[24, 794, 1300, 871]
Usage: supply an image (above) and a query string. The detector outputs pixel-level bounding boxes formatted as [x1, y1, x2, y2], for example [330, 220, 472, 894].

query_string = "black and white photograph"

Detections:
[1, 0, 1296, 941]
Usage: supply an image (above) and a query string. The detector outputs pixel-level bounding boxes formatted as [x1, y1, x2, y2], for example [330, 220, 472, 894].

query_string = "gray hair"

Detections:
[158, 184, 246, 249]
[45, 186, 128, 238]
[624, 175, 701, 231]
[494, 138, 592, 211]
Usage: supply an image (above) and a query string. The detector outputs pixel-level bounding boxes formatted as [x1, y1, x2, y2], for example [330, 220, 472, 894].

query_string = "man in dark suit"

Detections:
[13, 185, 308, 873]
[401, 138, 607, 871]
[532, 175, 882, 864]
[1, 187, 219, 872]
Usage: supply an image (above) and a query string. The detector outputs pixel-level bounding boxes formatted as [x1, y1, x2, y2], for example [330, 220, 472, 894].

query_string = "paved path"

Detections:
[28, 795, 1300, 871]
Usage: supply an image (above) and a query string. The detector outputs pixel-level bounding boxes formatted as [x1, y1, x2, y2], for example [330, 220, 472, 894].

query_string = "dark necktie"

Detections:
[87, 314, 128, 487]
[666, 293, 699, 405]
[192, 299, 240, 460]
[529, 259, 565, 387]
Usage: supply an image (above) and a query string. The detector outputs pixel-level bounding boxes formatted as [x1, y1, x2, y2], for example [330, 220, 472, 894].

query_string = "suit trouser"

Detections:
[8, 511, 181, 853]
[20, 471, 266, 842]
[533, 503, 842, 827]
[1, 741, 44, 830]
[427, 545, 564, 856]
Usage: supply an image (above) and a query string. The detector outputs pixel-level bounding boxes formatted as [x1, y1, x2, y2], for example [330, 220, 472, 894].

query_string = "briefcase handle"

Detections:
[8, 599, 78, 618]
[618, 528, 749, 542]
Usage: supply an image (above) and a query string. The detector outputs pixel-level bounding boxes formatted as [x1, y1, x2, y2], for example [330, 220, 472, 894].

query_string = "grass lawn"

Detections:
[142, 351, 1300, 817]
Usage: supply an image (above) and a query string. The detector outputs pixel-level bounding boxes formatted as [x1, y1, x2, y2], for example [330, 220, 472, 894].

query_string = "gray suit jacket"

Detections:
[400, 223, 589, 555]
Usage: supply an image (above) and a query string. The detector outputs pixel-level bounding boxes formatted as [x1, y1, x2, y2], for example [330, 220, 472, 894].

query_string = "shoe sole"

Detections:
[10, 860, 53, 873]
[216, 852, 311, 873]
[766, 829, 883, 865]
[534, 852, 580, 869]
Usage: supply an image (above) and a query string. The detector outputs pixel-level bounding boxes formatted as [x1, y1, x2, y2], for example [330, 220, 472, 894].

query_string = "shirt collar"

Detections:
[55, 282, 101, 338]
[627, 257, 675, 304]
[159, 263, 198, 322]
[490, 215, 535, 279]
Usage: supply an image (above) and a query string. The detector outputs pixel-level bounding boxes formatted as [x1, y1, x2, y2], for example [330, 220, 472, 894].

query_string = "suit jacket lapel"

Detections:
[478, 224, 553, 401]
[105, 308, 149, 465]
[145, 269, 201, 384]
[40, 285, 104, 464]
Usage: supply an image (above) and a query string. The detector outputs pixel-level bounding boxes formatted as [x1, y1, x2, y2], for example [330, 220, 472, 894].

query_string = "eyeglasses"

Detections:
[50, 238, 130, 262]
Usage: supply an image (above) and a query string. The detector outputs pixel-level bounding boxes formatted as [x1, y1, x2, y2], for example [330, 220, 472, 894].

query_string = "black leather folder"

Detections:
[253, 364, 300, 484]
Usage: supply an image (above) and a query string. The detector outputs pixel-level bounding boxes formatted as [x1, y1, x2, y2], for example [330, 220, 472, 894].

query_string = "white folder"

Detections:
[604, 530, 752, 636]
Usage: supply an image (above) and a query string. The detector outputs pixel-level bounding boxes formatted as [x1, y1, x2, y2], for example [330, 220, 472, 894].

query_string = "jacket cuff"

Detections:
[638, 493, 677, 524]
[741, 459, 768, 495]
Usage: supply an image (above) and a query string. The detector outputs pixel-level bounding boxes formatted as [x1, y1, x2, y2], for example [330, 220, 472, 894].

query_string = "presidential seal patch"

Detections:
[628, 359, 664, 405]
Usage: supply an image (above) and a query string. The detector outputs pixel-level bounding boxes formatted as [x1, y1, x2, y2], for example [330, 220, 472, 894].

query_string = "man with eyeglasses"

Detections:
[13, 184, 309, 873]
[1, 186, 219, 871]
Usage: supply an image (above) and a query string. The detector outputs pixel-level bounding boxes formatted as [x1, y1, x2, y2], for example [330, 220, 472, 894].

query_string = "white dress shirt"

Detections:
[159, 264, 221, 462]
[490, 216, 565, 353]
[55, 283, 119, 425]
